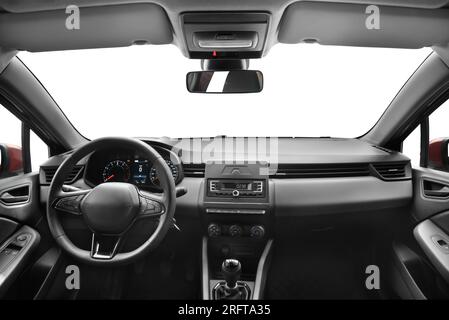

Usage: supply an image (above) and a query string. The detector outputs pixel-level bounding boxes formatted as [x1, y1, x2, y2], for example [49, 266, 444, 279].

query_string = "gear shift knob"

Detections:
[222, 259, 241, 288]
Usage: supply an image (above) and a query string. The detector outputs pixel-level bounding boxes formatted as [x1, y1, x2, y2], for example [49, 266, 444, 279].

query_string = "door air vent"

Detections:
[371, 163, 407, 180]
[42, 165, 84, 184]
[183, 163, 206, 177]
[270, 164, 370, 178]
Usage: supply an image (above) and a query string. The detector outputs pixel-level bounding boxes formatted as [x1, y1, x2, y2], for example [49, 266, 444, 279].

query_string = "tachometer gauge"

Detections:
[150, 159, 178, 186]
[102, 160, 130, 183]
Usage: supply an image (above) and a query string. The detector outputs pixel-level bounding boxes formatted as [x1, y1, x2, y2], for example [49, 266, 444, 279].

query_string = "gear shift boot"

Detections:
[213, 281, 251, 300]
[212, 259, 251, 300]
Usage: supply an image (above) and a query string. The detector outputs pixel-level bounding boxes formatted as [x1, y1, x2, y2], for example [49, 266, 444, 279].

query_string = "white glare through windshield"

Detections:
[19, 44, 431, 139]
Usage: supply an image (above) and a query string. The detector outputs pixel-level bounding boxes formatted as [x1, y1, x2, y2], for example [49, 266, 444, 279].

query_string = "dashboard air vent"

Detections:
[372, 163, 407, 179]
[183, 163, 205, 177]
[43, 165, 84, 184]
[270, 164, 370, 178]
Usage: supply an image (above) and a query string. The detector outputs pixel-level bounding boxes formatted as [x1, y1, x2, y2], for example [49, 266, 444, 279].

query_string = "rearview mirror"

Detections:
[0, 144, 23, 178]
[186, 70, 263, 93]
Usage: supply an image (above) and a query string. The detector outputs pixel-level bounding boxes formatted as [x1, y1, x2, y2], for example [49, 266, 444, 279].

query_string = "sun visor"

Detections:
[278, 2, 449, 49]
[0, 3, 173, 52]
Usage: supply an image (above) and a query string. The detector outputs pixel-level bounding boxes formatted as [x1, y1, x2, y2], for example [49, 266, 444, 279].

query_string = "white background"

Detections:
[0, 43, 440, 170]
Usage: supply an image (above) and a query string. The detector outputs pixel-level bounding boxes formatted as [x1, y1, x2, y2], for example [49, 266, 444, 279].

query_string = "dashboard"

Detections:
[84, 145, 183, 190]
[40, 138, 414, 220]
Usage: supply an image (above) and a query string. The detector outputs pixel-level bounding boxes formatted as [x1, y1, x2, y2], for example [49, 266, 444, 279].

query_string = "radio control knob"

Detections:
[250, 225, 265, 239]
[229, 225, 243, 237]
[208, 223, 221, 238]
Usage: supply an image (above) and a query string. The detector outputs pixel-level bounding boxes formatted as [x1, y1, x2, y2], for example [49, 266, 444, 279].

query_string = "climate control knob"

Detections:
[208, 223, 221, 238]
[229, 225, 243, 237]
[250, 225, 265, 239]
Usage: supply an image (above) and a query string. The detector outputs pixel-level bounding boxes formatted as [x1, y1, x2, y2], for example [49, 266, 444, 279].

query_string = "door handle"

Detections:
[424, 189, 449, 198]
[0, 185, 30, 205]
[423, 180, 449, 198]
[0, 192, 29, 204]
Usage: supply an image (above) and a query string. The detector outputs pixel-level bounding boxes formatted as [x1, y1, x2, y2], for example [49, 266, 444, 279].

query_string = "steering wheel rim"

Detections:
[46, 137, 177, 266]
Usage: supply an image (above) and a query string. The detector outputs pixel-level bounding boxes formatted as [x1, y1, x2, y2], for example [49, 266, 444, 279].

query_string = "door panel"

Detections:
[0, 172, 44, 297]
[0, 225, 40, 297]
[414, 219, 449, 283]
[411, 168, 449, 222]
[0, 217, 18, 245]
[410, 167, 449, 295]
[0, 172, 41, 225]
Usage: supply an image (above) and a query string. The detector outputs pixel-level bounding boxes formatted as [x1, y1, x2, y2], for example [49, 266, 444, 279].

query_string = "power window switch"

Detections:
[437, 239, 449, 251]
[432, 236, 449, 253]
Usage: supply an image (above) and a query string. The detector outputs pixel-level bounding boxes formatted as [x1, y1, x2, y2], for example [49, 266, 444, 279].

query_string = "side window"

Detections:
[30, 130, 49, 171]
[0, 105, 49, 179]
[0, 106, 23, 179]
[403, 98, 449, 172]
[403, 124, 421, 168]
[428, 99, 449, 172]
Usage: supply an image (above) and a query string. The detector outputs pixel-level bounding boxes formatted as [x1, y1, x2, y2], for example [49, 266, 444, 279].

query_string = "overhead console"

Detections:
[181, 12, 270, 59]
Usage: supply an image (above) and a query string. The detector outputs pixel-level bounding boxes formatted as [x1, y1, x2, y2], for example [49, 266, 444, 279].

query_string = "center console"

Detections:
[201, 161, 273, 300]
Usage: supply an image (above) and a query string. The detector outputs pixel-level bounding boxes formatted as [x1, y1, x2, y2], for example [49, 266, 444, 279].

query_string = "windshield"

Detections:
[19, 45, 431, 139]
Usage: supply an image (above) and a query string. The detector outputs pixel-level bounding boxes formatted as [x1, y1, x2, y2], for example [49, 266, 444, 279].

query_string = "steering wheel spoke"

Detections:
[53, 188, 91, 215]
[137, 190, 166, 218]
[90, 233, 122, 260]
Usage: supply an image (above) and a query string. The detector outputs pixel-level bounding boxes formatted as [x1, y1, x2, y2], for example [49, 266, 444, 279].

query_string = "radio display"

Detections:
[222, 182, 252, 190]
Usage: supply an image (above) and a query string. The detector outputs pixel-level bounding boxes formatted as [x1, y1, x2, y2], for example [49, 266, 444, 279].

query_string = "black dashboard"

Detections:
[84, 145, 183, 191]
[39, 137, 414, 221]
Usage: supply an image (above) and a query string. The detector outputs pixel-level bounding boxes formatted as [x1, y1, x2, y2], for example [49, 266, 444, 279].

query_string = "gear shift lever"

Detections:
[213, 259, 250, 300]
[222, 259, 241, 288]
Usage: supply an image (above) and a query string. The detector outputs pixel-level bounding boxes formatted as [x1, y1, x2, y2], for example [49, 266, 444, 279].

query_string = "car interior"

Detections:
[1, 0, 449, 300]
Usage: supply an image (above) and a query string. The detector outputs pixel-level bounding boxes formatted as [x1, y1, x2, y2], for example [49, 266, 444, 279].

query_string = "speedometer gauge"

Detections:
[150, 159, 178, 185]
[102, 160, 130, 183]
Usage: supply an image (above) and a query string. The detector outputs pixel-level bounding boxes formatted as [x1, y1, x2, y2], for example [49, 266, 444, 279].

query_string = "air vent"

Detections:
[372, 163, 407, 179]
[43, 165, 84, 184]
[183, 163, 205, 178]
[270, 164, 370, 178]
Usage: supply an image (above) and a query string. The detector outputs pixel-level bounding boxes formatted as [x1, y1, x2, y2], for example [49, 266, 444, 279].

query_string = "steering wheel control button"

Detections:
[55, 195, 82, 214]
[139, 196, 164, 216]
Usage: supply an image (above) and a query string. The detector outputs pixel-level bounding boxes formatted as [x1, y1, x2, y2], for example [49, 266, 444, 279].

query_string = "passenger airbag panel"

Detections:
[274, 177, 412, 216]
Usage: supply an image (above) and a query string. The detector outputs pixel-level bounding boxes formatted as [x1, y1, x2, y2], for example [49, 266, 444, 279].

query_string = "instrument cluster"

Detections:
[85, 144, 183, 190]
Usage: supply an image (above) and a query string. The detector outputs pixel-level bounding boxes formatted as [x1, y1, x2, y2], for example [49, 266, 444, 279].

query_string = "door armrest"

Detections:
[0, 225, 40, 297]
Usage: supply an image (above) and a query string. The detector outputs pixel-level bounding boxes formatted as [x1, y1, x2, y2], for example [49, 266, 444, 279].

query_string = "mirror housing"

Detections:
[0, 144, 23, 178]
[428, 138, 449, 171]
[186, 70, 263, 93]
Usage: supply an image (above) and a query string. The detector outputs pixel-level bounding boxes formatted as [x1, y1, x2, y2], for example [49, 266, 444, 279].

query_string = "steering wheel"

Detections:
[46, 137, 176, 266]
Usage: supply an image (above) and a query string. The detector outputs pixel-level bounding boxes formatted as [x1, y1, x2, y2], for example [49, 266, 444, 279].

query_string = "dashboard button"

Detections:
[208, 223, 221, 237]
[250, 225, 265, 239]
[229, 225, 243, 237]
